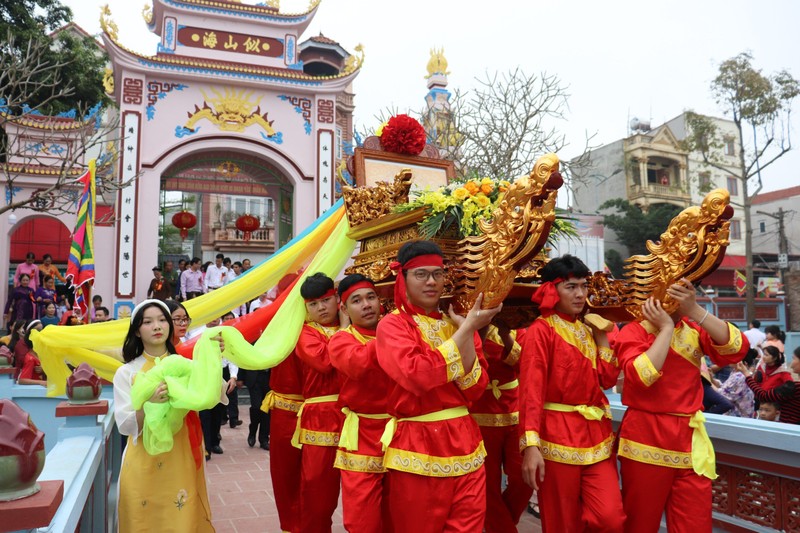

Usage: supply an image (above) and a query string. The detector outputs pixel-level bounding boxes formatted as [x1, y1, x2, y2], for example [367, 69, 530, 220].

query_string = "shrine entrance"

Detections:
[159, 150, 294, 262]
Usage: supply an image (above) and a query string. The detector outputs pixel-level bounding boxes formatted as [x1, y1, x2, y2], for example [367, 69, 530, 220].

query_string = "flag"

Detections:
[734, 270, 747, 297]
[66, 159, 96, 319]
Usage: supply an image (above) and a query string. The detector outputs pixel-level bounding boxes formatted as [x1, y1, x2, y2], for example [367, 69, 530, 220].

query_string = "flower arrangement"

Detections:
[394, 177, 512, 239]
[378, 114, 427, 156]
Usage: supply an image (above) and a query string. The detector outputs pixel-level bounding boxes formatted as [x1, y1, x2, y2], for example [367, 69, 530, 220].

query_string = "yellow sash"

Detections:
[379, 406, 469, 451]
[544, 402, 611, 421]
[260, 390, 304, 414]
[290, 394, 339, 448]
[487, 379, 519, 400]
[673, 410, 717, 480]
[339, 408, 392, 451]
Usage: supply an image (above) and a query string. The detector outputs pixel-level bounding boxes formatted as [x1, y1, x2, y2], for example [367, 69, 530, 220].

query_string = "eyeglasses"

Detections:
[410, 269, 446, 282]
[173, 317, 191, 326]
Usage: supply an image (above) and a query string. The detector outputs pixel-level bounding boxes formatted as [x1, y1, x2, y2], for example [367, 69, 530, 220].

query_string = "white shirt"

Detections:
[249, 297, 272, 314]
[204, 264, 228, 290]
[744, 327, 766, 355]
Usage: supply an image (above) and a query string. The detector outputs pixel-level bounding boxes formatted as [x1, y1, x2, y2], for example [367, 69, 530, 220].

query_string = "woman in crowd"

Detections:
[113, 299, 214, 532]
[4, 273, 36, 325]
[39, 254, 66, 287]
[740, 347, 800, 424]
[753, 345, 792, 391]
[8, 319, 29, 380]
[718, 350, 757, 418]
[14, 252, 39, 291]
[40, 302, 59, 327]
[165, 300, 191, 344]
[35, 275, 61, 318]
[760, 325, 785, 355]
[17, 321, 46, 386]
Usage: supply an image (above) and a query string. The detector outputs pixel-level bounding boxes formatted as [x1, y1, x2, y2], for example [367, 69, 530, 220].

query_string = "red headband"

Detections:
[304, 288, 337, 303]
[390, 254, 445, 317]
[340, 280, 376, 305]
[531, 277, 564, 314]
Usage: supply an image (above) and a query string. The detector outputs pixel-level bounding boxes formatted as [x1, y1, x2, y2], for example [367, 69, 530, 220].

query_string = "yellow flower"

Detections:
[474, 193, 491, 208]
[464, 181, 479, 195]
[499, 180, 511, 192]
[376, 121, 388, 137]
[452, 187, 470, 201]
[480, 177, 494, 194]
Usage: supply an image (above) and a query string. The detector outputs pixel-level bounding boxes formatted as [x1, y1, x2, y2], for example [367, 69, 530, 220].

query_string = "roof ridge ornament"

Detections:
[342, 43, 364, 74]
[100, 5, 119, 41]
[142, 3, 154, 25]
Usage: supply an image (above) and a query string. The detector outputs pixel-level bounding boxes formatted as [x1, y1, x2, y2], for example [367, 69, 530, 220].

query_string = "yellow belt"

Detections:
[671, 410, 716, 480]
[291, 394, 339, 448]
[487, 379, 519, 400]
[544, 402, 611, 421]
[339, 408, 392, 451]
[260, 390, 304, 414]
[379, 406, 469, 451]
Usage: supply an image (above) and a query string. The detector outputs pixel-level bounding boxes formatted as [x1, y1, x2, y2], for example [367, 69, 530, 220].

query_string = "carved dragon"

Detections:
[452, 153, 563, 312]
[587, 188, 733, 321]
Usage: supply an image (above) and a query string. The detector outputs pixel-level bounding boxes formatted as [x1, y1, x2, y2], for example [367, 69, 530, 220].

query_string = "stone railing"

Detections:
[608, 395, 800, 532]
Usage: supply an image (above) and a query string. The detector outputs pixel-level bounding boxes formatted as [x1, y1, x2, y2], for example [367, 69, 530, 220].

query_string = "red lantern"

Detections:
[171, 210, 197, 240]
[236, 214, 260, 242]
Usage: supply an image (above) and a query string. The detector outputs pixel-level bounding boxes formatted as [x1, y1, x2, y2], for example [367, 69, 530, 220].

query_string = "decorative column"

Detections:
[316, 98, 336, 216]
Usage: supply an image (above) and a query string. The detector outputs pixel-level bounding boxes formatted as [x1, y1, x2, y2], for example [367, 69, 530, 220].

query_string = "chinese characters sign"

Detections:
[177, 27, 284, 58]
[116, 112, 139, 297]
[317, 130, 334, 214]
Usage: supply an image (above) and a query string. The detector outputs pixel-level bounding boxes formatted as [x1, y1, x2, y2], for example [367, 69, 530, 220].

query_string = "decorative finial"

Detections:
[308, 0, 321, 10]
[100, 5, 119, 41]
[425, 47, 450, 79]
[265, 0, 280, 9]
[103, 67, 114, 95]
[343, 43, 365, 74]
[142, 3, 153, 24]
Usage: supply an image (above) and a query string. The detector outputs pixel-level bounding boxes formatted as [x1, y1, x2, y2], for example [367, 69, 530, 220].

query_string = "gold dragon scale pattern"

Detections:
[452, 153, 563, 312]
[587, 188, 733, 321]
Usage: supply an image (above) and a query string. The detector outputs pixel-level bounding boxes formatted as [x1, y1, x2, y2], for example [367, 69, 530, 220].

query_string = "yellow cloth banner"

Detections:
[685, 410, 717, 480]
[339, 408, 391, 451]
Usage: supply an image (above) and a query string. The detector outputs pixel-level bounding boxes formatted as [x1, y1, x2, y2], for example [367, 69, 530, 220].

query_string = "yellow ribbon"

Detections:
[678, 410, 717, 480]
[260, 390, 304, 414]
[339, 408, 392, 451]
[290, 394, 339, 449]
[379, 406, 469, 452]
[487, 379, 520, 400]
[544, 402, 610, 421]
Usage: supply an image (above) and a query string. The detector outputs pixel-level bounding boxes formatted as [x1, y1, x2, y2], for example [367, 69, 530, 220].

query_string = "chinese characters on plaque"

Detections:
[117, 112, 139, 296]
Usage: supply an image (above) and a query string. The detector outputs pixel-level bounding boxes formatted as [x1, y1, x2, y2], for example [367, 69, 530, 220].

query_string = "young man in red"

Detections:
[292, 273, 343, 533]
[376, 240, 501, 532]
[260, 274, 304, 533]
[328, 274, 392, 533]
[519, 255, 624, 533]
[470, 324, 533, 532]
[615, 279, 748, 532]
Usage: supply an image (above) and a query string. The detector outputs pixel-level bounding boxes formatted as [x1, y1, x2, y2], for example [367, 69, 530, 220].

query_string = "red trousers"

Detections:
[270, 408, 302, 533]
[480, 425, 533, 532]
[539, 458, 625, 533]
[620, 458, 711, 533]
[384, 467, 486, 533]
[341, 470, 386, 533]
[299, 445, 340, 533]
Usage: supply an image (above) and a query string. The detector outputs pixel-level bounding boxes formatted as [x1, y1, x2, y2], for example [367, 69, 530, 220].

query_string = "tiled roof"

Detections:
[0, 163, 85, 176]
[165, 0, 316, 18]
[0, 113, 95, 131]
[308, 33, 339, 45]
[752, 185, 800, 205]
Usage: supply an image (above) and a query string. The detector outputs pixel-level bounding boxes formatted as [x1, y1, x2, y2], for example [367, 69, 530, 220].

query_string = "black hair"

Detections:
[96, 306, 110, 316]
[397, 240, 443, 266]
[18, 273, 30, 281]
[165, 299, 189, 318]
[42, 275, 53, 284]
[43, 254, 52, 261]
[223, 257, 231, 264]
[23, 326, 39, 350]
[121, 302, 176, 363]
[300, 272, 335, 300]
[763, 344, 785, 366]
[764, 325, 785, 343]
[190, 257, 201, 265]
[8, 319, 28, 350]
[233, 261, 242, 268]
[760, 400, 781, 410]
[25, 252, 35, 260]
[539, 254, 591, 283]
[743, 349, 758, 367]
[215, 253, 224, 260]
[338, 274, 374, 297]
[750, 319, 761, 329]
[92, 295, 102, 303]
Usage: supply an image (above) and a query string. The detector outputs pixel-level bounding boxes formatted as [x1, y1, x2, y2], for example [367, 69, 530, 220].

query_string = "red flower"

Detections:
[380, 114, 427, 155]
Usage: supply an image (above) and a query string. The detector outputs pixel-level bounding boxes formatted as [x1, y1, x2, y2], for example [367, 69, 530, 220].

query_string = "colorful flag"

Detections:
[734, 270, 747, 297]
[66, 159, 96, 319]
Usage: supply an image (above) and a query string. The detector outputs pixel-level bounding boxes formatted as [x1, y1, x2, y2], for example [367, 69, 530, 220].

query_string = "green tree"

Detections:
[680, 53, 799, 322]
[599, 199, 683, 256]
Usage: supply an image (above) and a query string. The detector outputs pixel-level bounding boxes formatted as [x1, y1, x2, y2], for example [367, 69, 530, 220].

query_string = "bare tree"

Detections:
[1, 31, 124, 217]
[680, 52, 799, 322]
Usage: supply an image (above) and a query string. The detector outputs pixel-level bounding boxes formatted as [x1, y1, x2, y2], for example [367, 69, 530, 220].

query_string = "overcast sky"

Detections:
[65, 0, 799, 194]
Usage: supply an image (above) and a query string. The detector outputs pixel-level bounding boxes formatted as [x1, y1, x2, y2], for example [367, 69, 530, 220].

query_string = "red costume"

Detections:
[329, 324, 393, 533]
[470, 326, 532, 532]
[376, 310, 489, 533]
[292, 322, 343, 533]
[262, 352, 304, 533]
[519, 311, 624, 533]
[615, 319, 747, 533]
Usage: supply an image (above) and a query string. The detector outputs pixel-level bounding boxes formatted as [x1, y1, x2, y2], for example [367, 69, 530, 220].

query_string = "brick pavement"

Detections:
[206, 411, 541, 532]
